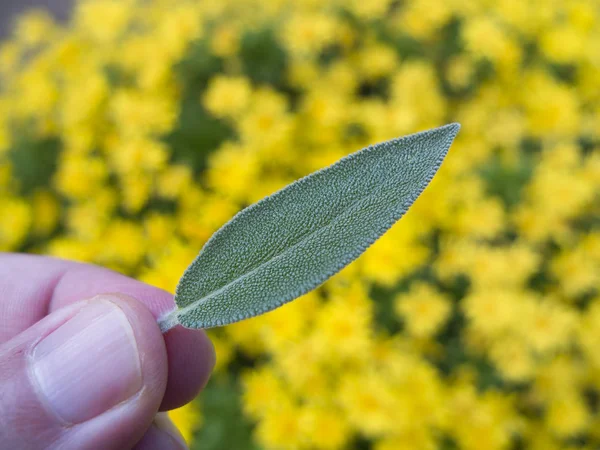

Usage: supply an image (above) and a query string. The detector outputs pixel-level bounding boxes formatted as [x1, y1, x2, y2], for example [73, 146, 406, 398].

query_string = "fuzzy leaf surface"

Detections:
[161, 123, 460, 330]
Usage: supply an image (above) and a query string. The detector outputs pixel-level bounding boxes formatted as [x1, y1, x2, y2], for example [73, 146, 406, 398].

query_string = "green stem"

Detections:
[157, 308, 179, 333]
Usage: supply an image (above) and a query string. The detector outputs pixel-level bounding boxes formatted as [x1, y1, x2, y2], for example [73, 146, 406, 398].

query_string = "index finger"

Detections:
[0, 253, 215, 411]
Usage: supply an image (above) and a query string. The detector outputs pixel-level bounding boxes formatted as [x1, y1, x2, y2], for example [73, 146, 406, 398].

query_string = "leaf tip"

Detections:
[441, 122, 461, 138]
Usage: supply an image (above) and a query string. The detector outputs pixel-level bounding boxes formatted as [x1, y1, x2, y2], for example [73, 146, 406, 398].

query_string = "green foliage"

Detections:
[239, 28, 288, 88]
[481, 152, 534, 209]
[192, 377, 257, 450]
[8, 133, 61, 195]
[168, 39, 234, 173]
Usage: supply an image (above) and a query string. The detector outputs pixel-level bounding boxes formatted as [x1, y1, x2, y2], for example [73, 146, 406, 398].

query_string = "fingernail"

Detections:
[31, 298, 142, 424]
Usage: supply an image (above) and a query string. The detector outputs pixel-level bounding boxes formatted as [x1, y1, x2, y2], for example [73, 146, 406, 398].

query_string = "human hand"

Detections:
[0, 254, 215, 449]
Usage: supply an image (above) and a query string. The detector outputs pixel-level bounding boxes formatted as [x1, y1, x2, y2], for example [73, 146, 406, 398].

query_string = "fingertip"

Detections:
[160, 326, 215, 411]
[100, 292, 216, 412]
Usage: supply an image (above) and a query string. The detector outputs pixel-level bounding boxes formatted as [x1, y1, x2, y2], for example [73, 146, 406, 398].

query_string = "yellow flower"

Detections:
[54, 154, 108, 200]
[120, 174, 151, 213]
[156, 165, 193, 200]
[374, 429, 437, 450]
[64, 188, 116, 240]
[282, 13, 340, 56]
[301, 89, 348, 131]
[107, 137, 168, 174]
[203, 75, 253, 119]
[225, 318, 266, 357]
[521, 72, 580, 136]
[488, 336, 534, 382]
[60, 72, 108, 129]
[397, 0, 452, 39]
[361, 214, 429, 286]
[75, 0, 132, 43]
[313, 292, 373, 363]
[97, 219, 146, 269]
[47, 237, 98, 263]
[463, 289, 527, 337]
[462, 17, 512, 62]
[299, 405, 351, 449]
[540, 24, 587, 63]
[206, 331, 234, 372]
[469, 243, 540, 290]
[241, 366, 289, 419]
[144, 213, 176, 249]
[534, 355, 584, 402]
[0, 197, 31, 251]
[354, 43, 399, 81]
[451, 197, 505, 239]
[156, 4, 204, 59]
[390, 61, 446, 130]
[519, 298, 577, 354]
[275, 338, 329, 400]
[0, 42, 20, 76]
[206, 142, 261, 203]
[446, 55, 476, 89]
[211, 24, 241, 57]
[545, 394, 589, 437]
[347, 0, 393, 20]
[338, 372, 395, 436]
[258, 292, 318, 354]
[177, 192, 239, 244]
[552, 238, 600, 298]
[168, 403, 202, 444]
[238, 88, 292, 146]
[255, 402, 304, 450]
[31, 190, 59, 237]
[395, 283, 452, 339]
[577, 299, 600, 369]
[139, 240, 197, 293]
[110, 89, 177, 137]
[15, 65, 58, 119]
[14, 10, 56, 46]
[446, 383, 516, 450]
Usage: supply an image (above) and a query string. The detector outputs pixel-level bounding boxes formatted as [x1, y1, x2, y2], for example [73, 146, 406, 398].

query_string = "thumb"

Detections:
[0, 294, 173, 450]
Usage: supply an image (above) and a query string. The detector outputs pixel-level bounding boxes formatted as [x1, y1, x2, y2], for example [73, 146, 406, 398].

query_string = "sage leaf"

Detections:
[158, 123, 460, 332]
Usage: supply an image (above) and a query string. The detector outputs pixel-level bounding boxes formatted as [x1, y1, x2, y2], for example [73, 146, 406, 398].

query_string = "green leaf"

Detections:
[158, 123, 460, 331]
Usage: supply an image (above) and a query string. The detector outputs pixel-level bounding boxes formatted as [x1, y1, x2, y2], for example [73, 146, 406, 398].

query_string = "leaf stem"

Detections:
[158, 308, 179, 333]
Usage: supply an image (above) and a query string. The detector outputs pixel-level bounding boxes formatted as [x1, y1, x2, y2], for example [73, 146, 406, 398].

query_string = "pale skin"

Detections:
[0, 253, 216, 449]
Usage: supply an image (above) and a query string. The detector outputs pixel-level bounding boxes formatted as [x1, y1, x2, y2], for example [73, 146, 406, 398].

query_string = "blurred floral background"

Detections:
[1, 0, 599, 448]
